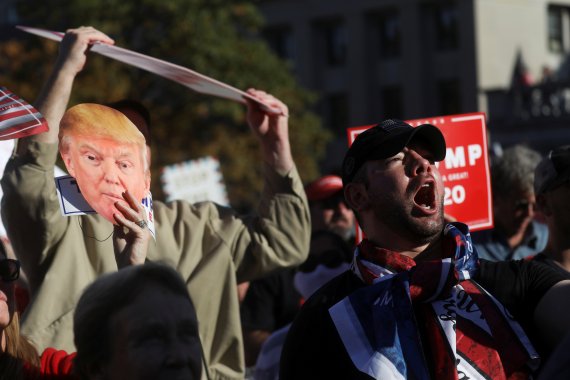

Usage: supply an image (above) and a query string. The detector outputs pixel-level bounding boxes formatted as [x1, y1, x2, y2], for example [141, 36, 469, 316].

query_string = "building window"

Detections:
[0, 2, 18, 24]
[547, 5, 570, 53]
[548, 6, 563, 52]
[323, 93, 349, 134]
[381, 86, 403, 118]
[434, 4, 459, 51]
[264, 26, 295, 62]
[317, 21, 348, 67]
[375, 11, 401, 59]
[438, 79, 461, 115]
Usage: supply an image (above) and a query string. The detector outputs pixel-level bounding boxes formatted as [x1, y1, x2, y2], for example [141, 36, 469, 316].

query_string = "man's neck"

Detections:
[366, 233, 443, 261]
[413, 238, 443, 262]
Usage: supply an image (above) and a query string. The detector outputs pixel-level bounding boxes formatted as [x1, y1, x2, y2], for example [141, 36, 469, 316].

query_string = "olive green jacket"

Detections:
[1, 141, 310, 380]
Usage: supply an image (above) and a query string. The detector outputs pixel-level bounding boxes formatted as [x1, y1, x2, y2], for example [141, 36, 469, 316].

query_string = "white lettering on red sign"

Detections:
[444, 185, 466, 206]
[444, 144, 483, 169]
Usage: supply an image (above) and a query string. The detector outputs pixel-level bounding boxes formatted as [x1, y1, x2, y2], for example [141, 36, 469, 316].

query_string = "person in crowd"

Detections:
[241, 174, 355, 368]
[0, 240, 76, 379]
[533, 145, 570, 276]
[240, 266, 301, 368]
[0, 199, 151, 380]
[0, 240, 40, 379]
[1, 26, 310, 379]
[305, 174, 355, 241]
[73, 262, 202, 380]
[280, 119, 570, 380]
[253, 230, 352, 380]
[472, 144, 548, 261]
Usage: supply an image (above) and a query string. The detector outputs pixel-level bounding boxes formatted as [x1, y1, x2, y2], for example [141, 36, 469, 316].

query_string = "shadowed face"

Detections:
[62, 134, 150, 223]
[494, 189, 536, 238]
[103, 285, 202, 380]
[310, 192, 355, 238]
[538, 181, 570, 240]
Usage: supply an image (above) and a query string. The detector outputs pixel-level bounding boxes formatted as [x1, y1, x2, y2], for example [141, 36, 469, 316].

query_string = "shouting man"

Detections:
[280, 120, 570, 380]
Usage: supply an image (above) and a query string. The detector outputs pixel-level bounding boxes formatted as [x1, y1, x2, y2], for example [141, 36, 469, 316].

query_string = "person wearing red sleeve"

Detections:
[0, 240, 76, 379]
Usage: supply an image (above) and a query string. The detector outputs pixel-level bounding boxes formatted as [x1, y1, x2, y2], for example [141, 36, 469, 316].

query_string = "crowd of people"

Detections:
[1, 25, 570, 380]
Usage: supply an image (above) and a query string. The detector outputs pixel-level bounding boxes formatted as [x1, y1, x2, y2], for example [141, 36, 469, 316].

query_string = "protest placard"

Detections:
[347, 112, 493, 242]
[17, 25, 280, 114]
[161, 156, 229, 206]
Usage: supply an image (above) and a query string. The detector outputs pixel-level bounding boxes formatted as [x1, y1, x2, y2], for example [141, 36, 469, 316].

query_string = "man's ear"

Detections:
[536, 193, 552, 217]
[59, 148, 76, 178]
[344, 182, 370, 213]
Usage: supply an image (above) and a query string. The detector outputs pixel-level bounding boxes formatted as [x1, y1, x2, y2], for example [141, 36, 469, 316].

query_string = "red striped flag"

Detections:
[0, 87, 48, 140]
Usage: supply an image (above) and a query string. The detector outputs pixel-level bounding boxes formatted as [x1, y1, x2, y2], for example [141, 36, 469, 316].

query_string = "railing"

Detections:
[486, 81, 570, 125]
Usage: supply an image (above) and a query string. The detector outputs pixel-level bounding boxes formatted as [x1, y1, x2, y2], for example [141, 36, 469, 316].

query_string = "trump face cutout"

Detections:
[59, 104, 150, 224]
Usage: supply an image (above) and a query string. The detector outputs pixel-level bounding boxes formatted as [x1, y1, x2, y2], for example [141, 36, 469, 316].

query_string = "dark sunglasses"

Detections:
[0, 259, 20, 282]
[514, 199, 536, 212]
[320, 194, 347, 210]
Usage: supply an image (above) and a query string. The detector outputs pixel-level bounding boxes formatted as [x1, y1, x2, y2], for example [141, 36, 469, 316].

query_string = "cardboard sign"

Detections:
[55, 175, 156, 239]
[55, 175, 97, 216]
[161, 156, 229, 206]
[16, 25, 280, 114]
[347, 112, 493, 241]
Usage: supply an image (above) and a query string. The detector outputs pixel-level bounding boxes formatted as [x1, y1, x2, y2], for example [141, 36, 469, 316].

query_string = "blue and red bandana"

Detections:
[329, 223, 539, 380]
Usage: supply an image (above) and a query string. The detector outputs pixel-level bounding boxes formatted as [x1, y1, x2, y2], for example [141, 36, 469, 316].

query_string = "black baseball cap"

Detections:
[342, 119, 446, 185]
[534, 145, 570, 195]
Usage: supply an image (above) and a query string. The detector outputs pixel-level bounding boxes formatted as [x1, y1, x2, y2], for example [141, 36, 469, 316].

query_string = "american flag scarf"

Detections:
[329, 223, 539, 380]
[0, 87, 48, 140]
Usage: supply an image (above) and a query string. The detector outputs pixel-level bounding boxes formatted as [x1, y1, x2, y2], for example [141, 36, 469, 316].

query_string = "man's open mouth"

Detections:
[413, 182, 436, 211]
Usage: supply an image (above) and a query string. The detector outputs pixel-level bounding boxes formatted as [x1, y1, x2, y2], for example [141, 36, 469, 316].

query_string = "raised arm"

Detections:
[18, 26, 114, 153]
[1, 27, 114, 290]
[221, 90, 311, 281]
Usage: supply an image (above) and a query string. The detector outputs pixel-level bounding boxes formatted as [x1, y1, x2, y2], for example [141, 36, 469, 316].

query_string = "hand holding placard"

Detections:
[17, 25, 281, 114]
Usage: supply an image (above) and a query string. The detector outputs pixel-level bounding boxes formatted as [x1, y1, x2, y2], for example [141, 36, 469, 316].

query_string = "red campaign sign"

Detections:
[347, 112, 493, 242]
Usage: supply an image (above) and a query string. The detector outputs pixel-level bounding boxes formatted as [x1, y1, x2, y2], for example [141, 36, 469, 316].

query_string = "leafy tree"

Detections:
[0, 0, 330, 211]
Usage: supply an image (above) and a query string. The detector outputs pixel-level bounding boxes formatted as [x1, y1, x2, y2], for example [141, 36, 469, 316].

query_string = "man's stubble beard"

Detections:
[329, 223, 356, 241]
[371, 188, 445, 246]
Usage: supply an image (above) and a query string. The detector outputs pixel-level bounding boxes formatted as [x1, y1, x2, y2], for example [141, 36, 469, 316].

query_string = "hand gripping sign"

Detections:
[17, 24, 282, 236]
[347, 113, 493, 243]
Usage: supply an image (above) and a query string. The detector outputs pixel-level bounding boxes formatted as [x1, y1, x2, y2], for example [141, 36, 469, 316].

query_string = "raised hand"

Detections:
[245, 89, 293, 174]
[112, 190, 150, 268]
[56, 26, 115, 75]
[27, 26, 115, 150]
